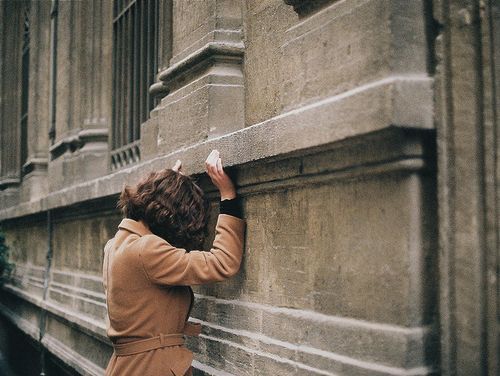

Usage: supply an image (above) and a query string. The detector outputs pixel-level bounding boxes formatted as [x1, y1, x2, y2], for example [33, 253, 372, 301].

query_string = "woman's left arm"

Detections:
[137, 213, 245, 286]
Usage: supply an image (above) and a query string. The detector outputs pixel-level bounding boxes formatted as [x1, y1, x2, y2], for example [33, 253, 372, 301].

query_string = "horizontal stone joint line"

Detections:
[49, 280, 106, 300]
[198, 332, 337, 376]
[191, 317, 432, 375]
[237, 158, 427, 196]
[161, 80, 243, 107]
[2, 284, 108, 342]
[194, 293, 431, 335]
[48, 284, 106, 306]
[191, 360, 236, 376]
[52, 268, 103, 282]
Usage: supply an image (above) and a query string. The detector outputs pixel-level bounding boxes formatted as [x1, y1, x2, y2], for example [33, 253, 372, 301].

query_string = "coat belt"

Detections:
[113, 322, 202, 356]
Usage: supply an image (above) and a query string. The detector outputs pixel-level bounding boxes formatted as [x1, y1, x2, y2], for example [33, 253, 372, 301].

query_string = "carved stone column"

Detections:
[48, 0, 112, 190]
[141, 0, 245, 160]
[0, 1, 24, 207]
[20, 0, 51, 203]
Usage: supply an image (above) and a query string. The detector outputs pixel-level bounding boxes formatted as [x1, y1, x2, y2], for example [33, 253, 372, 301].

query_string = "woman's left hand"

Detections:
[205, 150, 236, 200]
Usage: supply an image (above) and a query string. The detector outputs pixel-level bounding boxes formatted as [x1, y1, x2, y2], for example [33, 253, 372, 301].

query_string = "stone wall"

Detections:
[0, 0, 497, 375]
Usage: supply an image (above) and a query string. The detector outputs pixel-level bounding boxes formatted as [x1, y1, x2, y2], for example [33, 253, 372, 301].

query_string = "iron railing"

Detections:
[111, 0, 158, 170]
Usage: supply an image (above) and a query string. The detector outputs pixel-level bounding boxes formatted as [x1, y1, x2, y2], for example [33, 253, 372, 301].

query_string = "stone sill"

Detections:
[0, 75, 433, 221]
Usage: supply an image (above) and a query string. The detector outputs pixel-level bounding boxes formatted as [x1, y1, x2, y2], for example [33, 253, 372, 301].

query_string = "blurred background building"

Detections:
[0, 0, 498, 375]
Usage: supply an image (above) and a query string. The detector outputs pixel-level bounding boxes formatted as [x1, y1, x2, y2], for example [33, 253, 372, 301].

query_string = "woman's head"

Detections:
[117, 169, 209, 251]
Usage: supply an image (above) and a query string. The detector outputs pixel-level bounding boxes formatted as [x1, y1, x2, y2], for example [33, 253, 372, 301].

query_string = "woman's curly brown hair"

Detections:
[117, 169, 209, 251]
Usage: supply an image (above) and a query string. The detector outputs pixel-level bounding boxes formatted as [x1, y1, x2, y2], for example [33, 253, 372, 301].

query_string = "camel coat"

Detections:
[102, 214, 246, 376]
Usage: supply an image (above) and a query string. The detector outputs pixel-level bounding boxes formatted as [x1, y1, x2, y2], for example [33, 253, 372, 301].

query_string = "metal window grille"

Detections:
[20, 3, 30, 173]
[111, 0, 158, 170]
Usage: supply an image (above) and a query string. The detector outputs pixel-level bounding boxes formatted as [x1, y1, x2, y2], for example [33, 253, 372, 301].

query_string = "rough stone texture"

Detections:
[0, 0, 497, 375]
[244, 0, 432, 126]
[433, 1, 499, 375]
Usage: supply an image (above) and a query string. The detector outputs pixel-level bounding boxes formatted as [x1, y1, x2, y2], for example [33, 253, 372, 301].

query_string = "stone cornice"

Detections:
[156, 41, 244, 89]
[0, 75, 434, 221]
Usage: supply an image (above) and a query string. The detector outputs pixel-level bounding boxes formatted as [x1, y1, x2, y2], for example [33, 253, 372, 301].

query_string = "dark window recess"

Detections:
[20, 4, 30, 174]
[111, 0, 159, 170]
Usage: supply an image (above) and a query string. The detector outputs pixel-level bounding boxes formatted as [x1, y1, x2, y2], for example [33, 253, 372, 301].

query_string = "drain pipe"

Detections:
[39, 209, 53, 376]
[48, 0, 58, 144]
[39, 1, 58, 373]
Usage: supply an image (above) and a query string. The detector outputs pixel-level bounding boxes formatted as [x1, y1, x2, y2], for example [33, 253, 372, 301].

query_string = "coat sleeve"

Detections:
[138, 214, 246, 286]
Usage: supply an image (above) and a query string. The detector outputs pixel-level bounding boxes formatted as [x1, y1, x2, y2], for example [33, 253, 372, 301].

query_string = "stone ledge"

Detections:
[157, 41, 245, 91]
[21, 157, 48, 176]
[0, 177, 20, 190]
[41, 333, 106, 376]
[0, 75, 433, 221]
[2, 284, 108, 344]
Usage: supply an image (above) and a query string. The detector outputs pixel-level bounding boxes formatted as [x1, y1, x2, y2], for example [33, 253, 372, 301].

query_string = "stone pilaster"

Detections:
[0, 1, 24, 207]
[20, 0, 51, 203]
[48, 0, 112, 191]
[141, 0, 245, 160]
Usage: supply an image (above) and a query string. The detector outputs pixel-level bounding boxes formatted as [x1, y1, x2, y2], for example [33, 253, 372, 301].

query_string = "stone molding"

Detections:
[190, 293, 436, 374]
[2, 283, 108, 344]
[156, 41, 245, 91]
[149, 39, 247, 100]
[21, 157, 48, 176]
[49, 128, 108, 160]
[0, 75, 433, 220]
[148, 81, 169, 99]
[0, 177, 21, 190]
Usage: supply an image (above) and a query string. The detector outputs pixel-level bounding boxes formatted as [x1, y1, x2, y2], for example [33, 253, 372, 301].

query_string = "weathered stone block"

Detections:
[156, 69, 244, 154]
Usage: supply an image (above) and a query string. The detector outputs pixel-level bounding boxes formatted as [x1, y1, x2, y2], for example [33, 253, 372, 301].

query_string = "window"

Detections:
[111, 0, 159, 170]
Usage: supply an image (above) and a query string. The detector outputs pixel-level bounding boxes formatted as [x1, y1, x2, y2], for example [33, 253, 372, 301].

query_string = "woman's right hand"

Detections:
[205, 150, 236, 200]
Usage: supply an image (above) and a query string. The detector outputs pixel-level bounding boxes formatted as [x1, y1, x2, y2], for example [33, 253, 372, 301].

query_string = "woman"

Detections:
[102, 150, 246, 376]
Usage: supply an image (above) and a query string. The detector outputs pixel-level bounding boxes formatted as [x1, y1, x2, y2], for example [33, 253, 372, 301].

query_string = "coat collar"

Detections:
[118, 218, 152, 237]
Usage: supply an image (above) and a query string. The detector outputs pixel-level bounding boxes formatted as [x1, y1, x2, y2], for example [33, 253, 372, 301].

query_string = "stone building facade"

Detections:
[0, 0, 498, 375]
